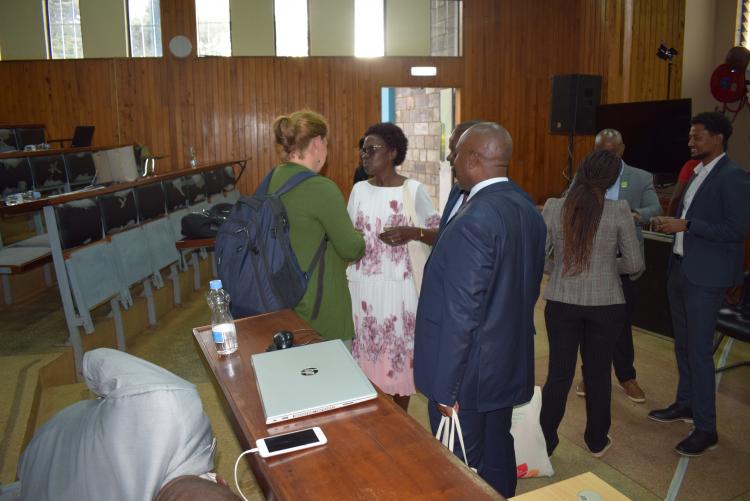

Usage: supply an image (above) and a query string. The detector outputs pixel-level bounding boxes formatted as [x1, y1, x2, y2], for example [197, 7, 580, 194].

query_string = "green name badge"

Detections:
[620, 180, 628, 189]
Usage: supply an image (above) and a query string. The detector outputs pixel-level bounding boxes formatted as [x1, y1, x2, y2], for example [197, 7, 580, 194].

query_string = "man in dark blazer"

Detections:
[438, 120, 482, 230]
[414, 122, 546, 497]
[651, 112, 750, 456]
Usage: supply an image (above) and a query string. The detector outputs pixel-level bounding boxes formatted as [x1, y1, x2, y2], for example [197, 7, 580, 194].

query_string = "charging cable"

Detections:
[234, 447, 258, 501]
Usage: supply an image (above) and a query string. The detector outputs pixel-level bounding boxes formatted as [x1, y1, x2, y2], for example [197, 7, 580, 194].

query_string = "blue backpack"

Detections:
[214, 169, 327, 319]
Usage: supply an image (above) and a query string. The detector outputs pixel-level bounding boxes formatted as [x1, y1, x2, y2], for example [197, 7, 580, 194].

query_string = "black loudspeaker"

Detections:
[549, 74, 602, 134]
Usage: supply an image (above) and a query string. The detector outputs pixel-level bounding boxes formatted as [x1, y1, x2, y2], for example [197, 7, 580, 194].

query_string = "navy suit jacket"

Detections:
[674, 155, 750, 287]
[414, 181, 546, 411]
[439, 181, 534, 231]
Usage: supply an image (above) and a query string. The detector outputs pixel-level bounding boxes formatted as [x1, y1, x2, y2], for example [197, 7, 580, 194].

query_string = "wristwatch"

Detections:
[419, 228, 425, 240]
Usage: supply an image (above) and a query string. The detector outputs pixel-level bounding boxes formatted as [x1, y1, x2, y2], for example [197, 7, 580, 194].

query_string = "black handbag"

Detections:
[180, 203, 233, 239]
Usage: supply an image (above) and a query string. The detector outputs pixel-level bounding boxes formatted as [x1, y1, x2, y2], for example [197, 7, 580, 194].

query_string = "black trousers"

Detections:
[428, 402, 517, 498]
[541, 300, 626, 454]
[580, 275, 637, 382]
[667, 258, 725, 433]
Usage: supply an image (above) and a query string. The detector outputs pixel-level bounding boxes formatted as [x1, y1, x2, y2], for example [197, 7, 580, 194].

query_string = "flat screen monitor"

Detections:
[595, 98, 692, 187]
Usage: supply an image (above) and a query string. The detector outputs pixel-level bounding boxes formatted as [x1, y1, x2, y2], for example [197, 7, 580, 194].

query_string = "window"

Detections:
[354, 0, 384, 57]
[196, 0, 232, 56]
[275, 0, 309, 57]
[128, 0, 163, 57]
[740, 0, 749, 49]
[47, 0, 83, 59]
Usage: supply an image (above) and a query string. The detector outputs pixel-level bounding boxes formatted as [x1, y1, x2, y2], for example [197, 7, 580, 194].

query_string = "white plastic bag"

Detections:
[511, 386, 554, 478]
[434, 410, 476, 471]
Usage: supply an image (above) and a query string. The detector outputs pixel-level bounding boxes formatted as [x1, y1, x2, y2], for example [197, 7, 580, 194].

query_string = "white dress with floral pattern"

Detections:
[346, 179, 440, 396]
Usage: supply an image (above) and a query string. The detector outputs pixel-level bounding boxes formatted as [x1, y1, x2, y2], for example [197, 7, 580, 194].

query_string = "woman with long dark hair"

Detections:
[540, 149, 643, 458]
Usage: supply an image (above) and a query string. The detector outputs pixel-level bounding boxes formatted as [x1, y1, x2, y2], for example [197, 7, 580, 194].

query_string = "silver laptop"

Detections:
[251, 339, 377, 424]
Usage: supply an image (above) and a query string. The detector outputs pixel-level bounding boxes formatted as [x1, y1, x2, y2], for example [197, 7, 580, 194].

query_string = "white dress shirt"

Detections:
[446, 177, 509, 222]
[673, 153, 725, 256]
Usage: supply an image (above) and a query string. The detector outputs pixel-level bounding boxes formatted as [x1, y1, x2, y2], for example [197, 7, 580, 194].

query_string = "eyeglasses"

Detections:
[359, 145, 386, 156]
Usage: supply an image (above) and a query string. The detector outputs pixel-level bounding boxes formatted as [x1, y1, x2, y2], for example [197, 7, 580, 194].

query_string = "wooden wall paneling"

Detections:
[0, 0, 687, 206]
[628, 0, 685, 102]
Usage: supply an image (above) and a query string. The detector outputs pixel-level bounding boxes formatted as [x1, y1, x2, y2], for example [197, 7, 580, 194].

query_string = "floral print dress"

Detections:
[347, 179, 440, 396]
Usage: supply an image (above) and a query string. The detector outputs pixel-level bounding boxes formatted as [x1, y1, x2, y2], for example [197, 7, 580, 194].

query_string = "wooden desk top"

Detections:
[0, 143, 130, 159]
[511, 472, 629, 500]
[193, 310, 500, 500]
[175, 237, 215, 250]
[0, 159, 244, 217]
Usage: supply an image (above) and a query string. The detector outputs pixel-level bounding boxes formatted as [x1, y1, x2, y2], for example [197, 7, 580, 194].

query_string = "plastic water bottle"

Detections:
[206, 279, 238, 355]
[188, 146, 198, 169]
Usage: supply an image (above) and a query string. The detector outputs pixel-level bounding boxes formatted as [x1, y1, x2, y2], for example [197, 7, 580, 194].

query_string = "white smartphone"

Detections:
[256, 427, 327, 458]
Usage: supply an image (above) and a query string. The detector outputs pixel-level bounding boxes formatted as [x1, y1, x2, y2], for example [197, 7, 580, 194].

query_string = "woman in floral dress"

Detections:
[347, 122, 440, 411]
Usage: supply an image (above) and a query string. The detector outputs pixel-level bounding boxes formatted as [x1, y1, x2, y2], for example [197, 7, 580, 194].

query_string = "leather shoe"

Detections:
[675, 429, 718, 456]
[648, 403, 693, 423]
[618, 379, 646, 403]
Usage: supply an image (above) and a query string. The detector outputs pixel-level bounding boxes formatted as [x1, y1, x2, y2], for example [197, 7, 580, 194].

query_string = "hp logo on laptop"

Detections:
[300, 367, 319, 376]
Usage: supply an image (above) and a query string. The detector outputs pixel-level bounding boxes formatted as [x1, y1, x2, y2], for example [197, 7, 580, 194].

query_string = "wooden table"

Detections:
[193, 310, 500, 500]
[511, 472, 629, 500]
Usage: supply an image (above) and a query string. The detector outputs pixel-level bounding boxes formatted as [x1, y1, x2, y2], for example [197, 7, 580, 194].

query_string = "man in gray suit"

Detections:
[576, 129, 662, 403]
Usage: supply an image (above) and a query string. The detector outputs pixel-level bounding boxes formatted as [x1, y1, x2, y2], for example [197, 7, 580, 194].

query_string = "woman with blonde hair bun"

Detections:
[268, 110, 365, 342]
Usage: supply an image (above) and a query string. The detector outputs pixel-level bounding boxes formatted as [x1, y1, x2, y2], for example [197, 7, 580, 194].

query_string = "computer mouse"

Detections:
[272, 330, 294, 350]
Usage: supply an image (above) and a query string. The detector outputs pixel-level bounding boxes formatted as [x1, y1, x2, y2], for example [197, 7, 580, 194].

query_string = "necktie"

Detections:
[460, 191, 469, 207]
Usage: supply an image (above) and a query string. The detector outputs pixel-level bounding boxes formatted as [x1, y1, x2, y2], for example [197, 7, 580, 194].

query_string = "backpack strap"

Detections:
[273, 170, 317, 196]
[256, 169, 275, 195]
[307, 234, 328, 320]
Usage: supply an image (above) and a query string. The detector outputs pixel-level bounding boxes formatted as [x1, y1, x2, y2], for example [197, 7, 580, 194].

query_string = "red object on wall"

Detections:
[710, 64, 748, 103]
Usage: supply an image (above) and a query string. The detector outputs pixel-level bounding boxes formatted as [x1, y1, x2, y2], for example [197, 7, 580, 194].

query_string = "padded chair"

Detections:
[0, 157, 33, 197]
[164, 178, 188, 212]
[55, 199, 104, 251]
[142, 217, 182, 305]
[713, 271, 750, 374]
[99, 189, 138, 235]
[182, 174, 207, 205]
[109, 226, 158, 327]
[64, 240, 126, 348]
[135, 183, 167, 223]
[207, 165, 240, 204]
[64, 152, 97, 189]
[29, 154, 67, 193]
[0, 128, 18, 151]
[204, 168, 225, 198]
[14, 127, 45, 149]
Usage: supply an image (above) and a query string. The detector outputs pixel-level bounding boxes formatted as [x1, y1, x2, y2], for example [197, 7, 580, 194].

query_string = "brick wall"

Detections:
[395, 87, 442, 206]
[431, 0, 461, 57]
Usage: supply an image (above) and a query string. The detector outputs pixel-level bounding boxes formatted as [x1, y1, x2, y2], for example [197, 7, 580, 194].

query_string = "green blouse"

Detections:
[269, 163, 365, 341]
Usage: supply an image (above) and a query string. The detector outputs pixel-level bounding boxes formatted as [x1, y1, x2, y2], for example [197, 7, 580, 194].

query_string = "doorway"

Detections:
[381, 87, 457, 214]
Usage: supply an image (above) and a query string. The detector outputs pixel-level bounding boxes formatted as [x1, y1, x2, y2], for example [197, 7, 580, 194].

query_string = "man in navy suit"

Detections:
[439, 120, 482, 230]
[651, 112, 750, 456]
[414, 122, 546, 497]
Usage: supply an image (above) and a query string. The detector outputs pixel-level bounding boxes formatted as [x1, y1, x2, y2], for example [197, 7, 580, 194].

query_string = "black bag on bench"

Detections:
[180, 203, 233, 239]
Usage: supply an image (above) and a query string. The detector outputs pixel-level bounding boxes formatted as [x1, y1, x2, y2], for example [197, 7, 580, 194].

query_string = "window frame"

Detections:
[45, 0, 84, 60]
[195, 0, 233, 57]
[274, 0, 311, 57]
[126, 0, 164, 58]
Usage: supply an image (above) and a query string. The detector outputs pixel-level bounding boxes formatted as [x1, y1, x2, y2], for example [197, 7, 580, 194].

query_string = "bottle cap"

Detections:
[209, 279, 223, 290]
